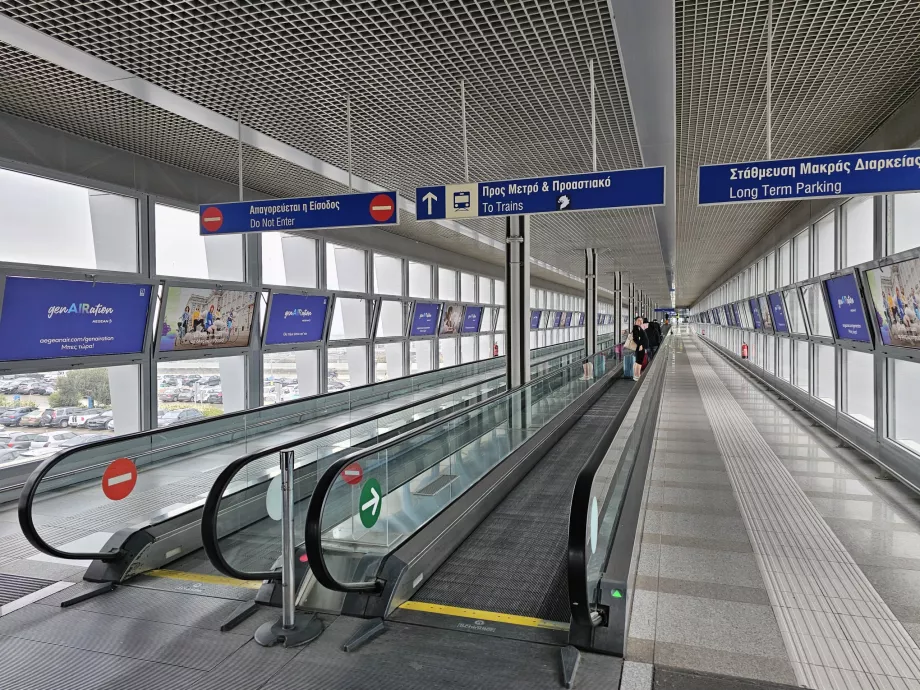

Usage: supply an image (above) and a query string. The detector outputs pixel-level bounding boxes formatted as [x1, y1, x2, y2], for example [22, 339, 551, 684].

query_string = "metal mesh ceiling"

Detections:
[677, 0, 920, 305]
[0, 0, 668, 299]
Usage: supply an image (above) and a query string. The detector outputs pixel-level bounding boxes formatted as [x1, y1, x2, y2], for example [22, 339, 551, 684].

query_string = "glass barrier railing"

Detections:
[200, 343, 611, 580]
[17, 340, 597, 563]
[304, 342, 622, 593]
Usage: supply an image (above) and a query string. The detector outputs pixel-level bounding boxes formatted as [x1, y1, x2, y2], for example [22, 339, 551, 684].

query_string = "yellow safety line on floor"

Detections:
[145, 569, 262, 590]
[398, 600, 569, 630]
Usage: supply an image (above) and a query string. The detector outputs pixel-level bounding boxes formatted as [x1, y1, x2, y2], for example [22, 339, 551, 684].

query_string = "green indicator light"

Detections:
[612, 589, 623, 599]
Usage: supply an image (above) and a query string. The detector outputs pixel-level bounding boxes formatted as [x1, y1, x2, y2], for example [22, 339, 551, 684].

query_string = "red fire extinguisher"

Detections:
[493, 342, 499, 357]
[741, 342, 749, 359]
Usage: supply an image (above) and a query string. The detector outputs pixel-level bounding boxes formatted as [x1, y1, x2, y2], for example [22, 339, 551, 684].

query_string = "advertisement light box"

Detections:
[553, 311, 562, 328]
[530, 310, 542, 329]
[864, 257, 920, 350]
[264, 293, 328, 346]
[410, 302, 441, 337]
[824, 273, 871, 343]
[159, 286, 256, 352]
[562, 311, 573, 327]
[768, 293, 789, 333]
[748, 298, 763, 329]
[461, 306, 484, 333]
[440, 304, 463, 335]
[0, 276, 152, 362]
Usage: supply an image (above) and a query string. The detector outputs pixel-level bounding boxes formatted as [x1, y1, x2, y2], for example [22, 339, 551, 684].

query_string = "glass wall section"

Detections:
[262, 234, 317, 288]
[263, 351, 318, 404]
[784, 289, 807, 334]
[376, 300, 405, 338]
[801, 283, 833, 338]
[794, 229, 810, 283]
[793, 340, 809, 391]
[478, 334, 493, 359]
[891, 192, 920, 255]
[408, 262, 431, 298]
[329, 297, 369, 340]
[0, 169, 139, 273]
[460, 272, 476, 302]
[374, 254, 403, 295]
[765, 252, 776, 292]
[438, 338, 457, 367]
[842, 349, 874, 428]
[889, 358, 920, 454]
[374, 343, 404, 381]
[326, 243, 366, 292]
[157, 356, 245, 422]
[495, 308, 505, 332]
[778, 338, 791, 382]
[763, 336, 775, 375]
[460, 336, 476, 363]
[815, 212, 836, 276]
[778, 242, 792, 287]
[157, 204, 244, 281]
[479, 277, 493, 304]
[327, 346, 367, 390]
[495, 280, 505, 305]
[439, 268, 457, 300]
[409, 340, 433, 374]
[813, 343, 835, 406]
[843, 197, 874, 268]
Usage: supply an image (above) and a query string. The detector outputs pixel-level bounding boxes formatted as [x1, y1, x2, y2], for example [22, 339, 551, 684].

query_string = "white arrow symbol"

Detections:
[362, 486, 380, 516]
[422, 191, 437, 215]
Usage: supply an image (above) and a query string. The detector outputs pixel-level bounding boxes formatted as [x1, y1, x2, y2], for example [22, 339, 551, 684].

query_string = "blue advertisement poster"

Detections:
[768, 293, 789, 333]
[410, 302, 440, 337]
[748, 299, 763, 329]
[461, 306, 484, 333]
[562, 312, 573, 327]
[552, 311, 563, 328]
[530, 310, 542, 329]
[732, 303, 743, 327]
[264, 294, 328, 346]
[0, 277, 152, 362]
[578, 312, 585, 326]
[825, 274, 871, 342]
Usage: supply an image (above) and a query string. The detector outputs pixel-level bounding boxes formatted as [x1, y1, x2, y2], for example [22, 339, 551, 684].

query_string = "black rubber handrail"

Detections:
[304, 345, 619, 594]
[200, 346, 588, 581]
[566, 329, 670, 628]
[18, 340, 594, 563]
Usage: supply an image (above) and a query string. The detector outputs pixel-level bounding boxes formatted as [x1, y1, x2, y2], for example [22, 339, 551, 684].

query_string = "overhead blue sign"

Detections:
[699, 148, 920, 205]
[0, 277, 152, 362]
[199, 191, 398, 235]
[415, 167, 664, 221]
[264, 293, 328, 346]
[410, 302, 440, 337]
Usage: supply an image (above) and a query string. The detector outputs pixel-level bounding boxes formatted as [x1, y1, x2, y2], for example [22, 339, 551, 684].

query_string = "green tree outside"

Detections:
[48, 370, 111, 408]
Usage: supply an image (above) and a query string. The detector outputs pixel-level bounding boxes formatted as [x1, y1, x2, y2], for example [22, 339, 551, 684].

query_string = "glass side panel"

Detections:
[801, 282, 833, 338]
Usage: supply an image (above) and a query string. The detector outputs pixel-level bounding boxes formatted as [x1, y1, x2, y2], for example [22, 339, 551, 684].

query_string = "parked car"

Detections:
[41, 407, 82, 428]
[0, 448, 21, 465]
[19, 410, 47, 428]
[16, 382, 52, 395]
[183, 375, 202, 385]
[328, 380, 345, 391]
[29, 431, 77, 449]
[0, 379, 25, 394]
[157, 408, 205, 428]
[68, 409, 108, 428]
[106, 418, 115, 432]
[18, 433, 108, 460]
[206, 390, 223, 404]
[0, 407, 38, 427]
[85, 410, 114, 430]
[199, 375, 220, 387]
[0, 432, 38, 449]
[176, 388, 196, 402]
[158, 388, 180, 402]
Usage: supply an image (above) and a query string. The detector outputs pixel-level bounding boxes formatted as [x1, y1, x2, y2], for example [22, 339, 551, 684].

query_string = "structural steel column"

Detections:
[613, 271, 622, 337]
[585, 249, 598, 356]
[505, 215, 531, 388]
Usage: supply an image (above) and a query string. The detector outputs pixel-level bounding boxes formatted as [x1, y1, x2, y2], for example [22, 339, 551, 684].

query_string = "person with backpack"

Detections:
[626, 315, 650, 381]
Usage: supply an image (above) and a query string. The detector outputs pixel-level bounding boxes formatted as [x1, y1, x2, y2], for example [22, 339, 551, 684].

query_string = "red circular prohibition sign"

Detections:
[369, 194, 395, 222]
[201, 207, 224, 232]
[340, 463, 363, 485]
[102, 458, 138, 501]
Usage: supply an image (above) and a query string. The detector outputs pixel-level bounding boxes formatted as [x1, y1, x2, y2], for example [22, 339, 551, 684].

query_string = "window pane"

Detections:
[783, 289, 807, 334]
[495, 280, 505, 305]
[263, 351, 317, 404]
[438, 338, 457, 367]
[794, 229, 810, 282]
[374, 342, 404, 381]
[0, 169, 138, 272]
[893, 192, 920, 255]
[460, 272, 475, 302]
[157, 356, 244, 421]
[326, 243, 366, 292]
[327, 345, 367, 389]
[815, 212, 835, 275]
[479, 277, 493, 304]
[495, 333, 505, 355]
[495, 308, 505, 331]
[763, 336, 775, 375]
[844, 197, 874, 268]
[438, 268, 457, 300]
[794, 341, 809, 391]
[329, 297, 368, 340]
[778, 242, 791, 287]
[765, 252, 776, 291]
[479, 334, 494, 359]
[261, 234, 317, 287]
[481, 307, 494, 332]
[410, 340, 432, 374]
[460, 336, 476, 363]
[156, 204, 243, 281]
[843, 349, 874, 427]
[814, 343, 835, 406]
[801, 283, 833, 337]
[376, 300, 405, 338]
[374, 254, 403, 295]
[778, 338, 791, 382]
[408, 262, 431, 298]
[889, 358, 920, 454]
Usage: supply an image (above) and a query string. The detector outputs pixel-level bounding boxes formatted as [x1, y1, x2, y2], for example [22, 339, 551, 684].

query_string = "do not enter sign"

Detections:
[102, 458, 137, 501]
[369, 194, 395, 223]
[340, 463, 363, 485]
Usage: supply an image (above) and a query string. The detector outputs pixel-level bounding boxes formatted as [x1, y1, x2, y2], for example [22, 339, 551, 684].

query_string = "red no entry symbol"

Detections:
[201, 207, 224, 232]
[369, 194, 395, 222]
[340, 463, 363, 485]
[102, 458, 137, 501]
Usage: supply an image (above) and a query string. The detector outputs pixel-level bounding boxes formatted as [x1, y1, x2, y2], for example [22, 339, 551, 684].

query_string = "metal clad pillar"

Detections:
[585, 249, 598, 356]
[613, 271, 622, 337]
[505, 215, 531, 388]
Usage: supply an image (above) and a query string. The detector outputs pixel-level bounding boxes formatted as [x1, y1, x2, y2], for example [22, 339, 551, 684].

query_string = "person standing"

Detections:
[632, 316, 650, 381]
[646, 318, 661, 357]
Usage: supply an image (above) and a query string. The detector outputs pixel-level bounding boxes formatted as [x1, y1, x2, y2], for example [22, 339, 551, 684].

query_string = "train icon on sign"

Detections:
[453, 191, 471, 210]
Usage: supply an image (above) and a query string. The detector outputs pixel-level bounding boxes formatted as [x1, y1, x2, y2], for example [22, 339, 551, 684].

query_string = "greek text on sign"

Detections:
[415, 167, 664, 221]
[199, 191, 398, 235]
[699, 148, 920, 205]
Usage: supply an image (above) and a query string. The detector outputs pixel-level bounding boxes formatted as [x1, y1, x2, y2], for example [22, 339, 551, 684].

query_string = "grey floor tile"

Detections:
[642, 575, 770, 606]
[656, 544, 766, 590]
[648, 486, 739, 510]
[643, 511, 752, 543]
[629, 589, 659, 641]
[653, 533, 754, 553]
[652, 648, 799, 688]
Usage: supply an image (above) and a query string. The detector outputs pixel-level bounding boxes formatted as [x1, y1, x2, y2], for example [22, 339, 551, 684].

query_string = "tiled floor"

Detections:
[628, 332, 920, 690]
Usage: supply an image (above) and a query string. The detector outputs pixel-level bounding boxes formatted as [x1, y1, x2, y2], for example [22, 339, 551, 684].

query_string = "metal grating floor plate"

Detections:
[0, 573, 54, 606]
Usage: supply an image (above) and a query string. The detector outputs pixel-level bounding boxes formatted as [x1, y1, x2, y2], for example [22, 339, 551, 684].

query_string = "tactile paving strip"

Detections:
[688, 338, 920, 690]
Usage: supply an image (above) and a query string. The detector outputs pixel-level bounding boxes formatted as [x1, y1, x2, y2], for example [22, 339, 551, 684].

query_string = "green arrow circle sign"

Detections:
[359, 478, 382, 529]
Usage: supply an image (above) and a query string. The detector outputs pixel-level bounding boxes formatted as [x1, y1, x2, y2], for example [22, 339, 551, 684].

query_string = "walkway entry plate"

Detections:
[199, 191, 398, 235]
[415, 167, 664, 221]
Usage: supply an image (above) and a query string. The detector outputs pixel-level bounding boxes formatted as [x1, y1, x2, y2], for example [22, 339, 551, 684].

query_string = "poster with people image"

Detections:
[864, 257, 920, 349]
[159, 286, 255, 351]
[440, 303, 463, 335]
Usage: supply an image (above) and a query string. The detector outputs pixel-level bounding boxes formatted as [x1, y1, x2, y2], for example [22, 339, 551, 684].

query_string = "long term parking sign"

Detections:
[415, 167, 664, 221]
[199, 191, 398, 235]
